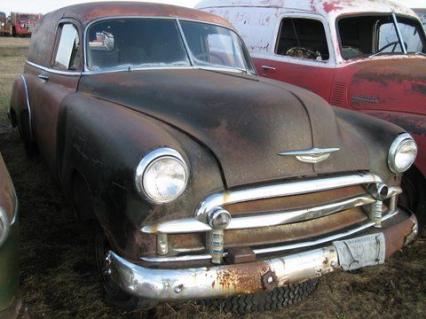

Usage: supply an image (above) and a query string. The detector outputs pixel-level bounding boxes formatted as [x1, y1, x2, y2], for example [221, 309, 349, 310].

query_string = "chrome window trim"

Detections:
[83, 15, 254, 74]
[140, 208, 400, 263]
[271, 12, 337, 67]
[135, 147, 189, 204]
[25, 60, 82, 76]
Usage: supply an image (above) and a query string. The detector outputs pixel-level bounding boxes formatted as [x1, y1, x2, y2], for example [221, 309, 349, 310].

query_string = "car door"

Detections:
[253, 15, 336, 101]
[28, 21, 82, 174]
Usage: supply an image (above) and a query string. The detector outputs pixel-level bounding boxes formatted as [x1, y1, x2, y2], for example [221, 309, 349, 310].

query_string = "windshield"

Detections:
[338, 15, 426, 60]
[86, 18, 252, 72]
[180, 20, 251, 71]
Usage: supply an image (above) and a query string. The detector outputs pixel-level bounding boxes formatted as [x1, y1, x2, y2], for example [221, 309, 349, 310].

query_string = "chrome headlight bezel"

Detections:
[135, 148, 189, 204]
[0, 207, 10, 247]
[388, 133, 418, 174]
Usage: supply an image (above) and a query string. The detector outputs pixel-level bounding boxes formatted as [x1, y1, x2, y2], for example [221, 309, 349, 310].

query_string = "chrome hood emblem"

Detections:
[278, 147, 340, 164]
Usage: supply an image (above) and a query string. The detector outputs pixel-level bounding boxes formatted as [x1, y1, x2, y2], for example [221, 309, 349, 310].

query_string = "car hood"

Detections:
[79, 69, 369, 187]
[350, 57, 426, 116]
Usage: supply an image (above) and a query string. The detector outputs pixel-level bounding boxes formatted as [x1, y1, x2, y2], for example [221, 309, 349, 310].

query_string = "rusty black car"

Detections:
[8, 2, 420, 313]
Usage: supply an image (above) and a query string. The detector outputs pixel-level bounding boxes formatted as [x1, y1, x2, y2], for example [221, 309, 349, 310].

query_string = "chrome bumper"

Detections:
[106, 212, 418, 302]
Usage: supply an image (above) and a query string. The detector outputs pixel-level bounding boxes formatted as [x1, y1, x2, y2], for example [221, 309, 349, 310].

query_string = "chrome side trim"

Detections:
[142, 194, 378, 234]
[25, 60, 82, 76]
[278, 147, 340, 164]
[140, 209, 400, 263]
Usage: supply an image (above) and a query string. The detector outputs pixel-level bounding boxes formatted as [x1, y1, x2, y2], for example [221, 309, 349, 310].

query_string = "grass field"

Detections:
[0, 36, 425, 319]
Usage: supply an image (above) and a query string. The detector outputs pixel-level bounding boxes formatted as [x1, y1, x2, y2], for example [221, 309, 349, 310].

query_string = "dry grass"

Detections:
[0, 36, 425, 319]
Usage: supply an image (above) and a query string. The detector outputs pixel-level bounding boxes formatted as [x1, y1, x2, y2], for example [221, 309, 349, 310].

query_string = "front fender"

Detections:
[362, 110, 426, 179]
[57, 93, 224, 259]
[334, 107, 405, 186]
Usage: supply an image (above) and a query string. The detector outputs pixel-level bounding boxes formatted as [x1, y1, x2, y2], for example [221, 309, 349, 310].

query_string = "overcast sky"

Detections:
[0, 0, 425, 15]
[0, 0, 198, 15]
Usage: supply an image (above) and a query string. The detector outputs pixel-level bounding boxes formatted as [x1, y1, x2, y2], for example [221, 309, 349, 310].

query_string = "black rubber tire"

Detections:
[401, 168, 426, 235]
[94, 225, 157, 312]
[205, 279, 318, 314]
[17, 112, 37, 157]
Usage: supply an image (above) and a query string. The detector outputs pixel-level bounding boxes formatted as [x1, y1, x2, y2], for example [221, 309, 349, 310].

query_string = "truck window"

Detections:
[339, 15, 425, 60]
[54, 23, 80, 70]
[275, 18, 329, 61]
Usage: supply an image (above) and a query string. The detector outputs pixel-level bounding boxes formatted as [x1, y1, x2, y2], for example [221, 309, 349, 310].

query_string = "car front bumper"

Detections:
[106, 210, 417, 301]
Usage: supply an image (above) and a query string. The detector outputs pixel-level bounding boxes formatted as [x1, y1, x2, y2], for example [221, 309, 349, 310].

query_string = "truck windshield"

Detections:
[338, 15, 426, 60]
[86, 18, 252, 73]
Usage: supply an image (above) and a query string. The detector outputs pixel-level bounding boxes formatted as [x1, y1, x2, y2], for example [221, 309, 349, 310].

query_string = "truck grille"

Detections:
[140, 173, 401, 266]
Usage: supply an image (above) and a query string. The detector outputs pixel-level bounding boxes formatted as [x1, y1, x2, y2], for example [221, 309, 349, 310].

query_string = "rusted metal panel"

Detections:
[78, 69, 370, 188]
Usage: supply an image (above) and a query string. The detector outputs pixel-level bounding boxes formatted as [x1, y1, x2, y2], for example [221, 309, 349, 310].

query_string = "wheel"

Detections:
[400, 168, 426, 235]
[17, 111, 37, 157]
[69, 173, 155, 311]
[95, 226, 158, 311]
[204, 279, 318, 314]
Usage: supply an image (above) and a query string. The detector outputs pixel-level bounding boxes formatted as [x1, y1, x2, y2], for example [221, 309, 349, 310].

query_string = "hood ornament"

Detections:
[278, 147, 340, 164]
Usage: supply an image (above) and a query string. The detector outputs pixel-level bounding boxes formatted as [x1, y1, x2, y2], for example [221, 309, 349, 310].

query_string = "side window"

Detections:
[275, 18, 329, 61]
[54, 23, 80, 70]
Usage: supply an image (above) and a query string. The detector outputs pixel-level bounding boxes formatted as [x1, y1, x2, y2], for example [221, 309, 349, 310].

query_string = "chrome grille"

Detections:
[141, 173, 401, 263]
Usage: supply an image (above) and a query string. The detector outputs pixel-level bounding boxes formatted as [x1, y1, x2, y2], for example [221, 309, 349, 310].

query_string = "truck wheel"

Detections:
[17, 112, 37, 157]
[401, 168, 426, 235]
[94, 226, 157, 312]
[205, 279, 318, 314]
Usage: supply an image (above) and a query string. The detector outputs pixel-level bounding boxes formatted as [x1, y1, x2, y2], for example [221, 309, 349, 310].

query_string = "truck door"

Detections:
[254, 16, 335, 101]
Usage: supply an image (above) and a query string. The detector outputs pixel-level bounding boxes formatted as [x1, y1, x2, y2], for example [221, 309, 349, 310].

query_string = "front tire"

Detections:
[94, 225, 157, 312]
[17, 111, 37, 157]
[401, 168, 426, 235]
[205, 279, 318, 314]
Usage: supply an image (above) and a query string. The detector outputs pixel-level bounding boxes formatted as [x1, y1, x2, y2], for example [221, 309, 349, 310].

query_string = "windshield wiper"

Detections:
[415, 52, 426, 57]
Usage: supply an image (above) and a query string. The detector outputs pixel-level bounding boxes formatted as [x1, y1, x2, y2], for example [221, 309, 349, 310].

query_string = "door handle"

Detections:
[38, 74, 49, 81]
[261, 65, 276, 71]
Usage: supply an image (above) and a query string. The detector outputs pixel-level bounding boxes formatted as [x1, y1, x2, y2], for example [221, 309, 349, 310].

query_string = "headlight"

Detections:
[135, 148, 189, 204]
[388, 133, 417, 174]
[0, 207, 10, 246]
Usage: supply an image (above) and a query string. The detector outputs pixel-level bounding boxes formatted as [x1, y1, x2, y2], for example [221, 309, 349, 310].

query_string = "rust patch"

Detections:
[323, 1, 343, 13]
[215, 262, 270, 294]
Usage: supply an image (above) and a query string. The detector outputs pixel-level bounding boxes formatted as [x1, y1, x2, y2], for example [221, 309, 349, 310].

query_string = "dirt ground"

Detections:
[0, 36, 425, 319]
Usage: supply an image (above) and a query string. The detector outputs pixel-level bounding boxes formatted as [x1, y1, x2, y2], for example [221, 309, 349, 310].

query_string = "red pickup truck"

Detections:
[198, 0, 426, 229]
[1, 12, 41, 37]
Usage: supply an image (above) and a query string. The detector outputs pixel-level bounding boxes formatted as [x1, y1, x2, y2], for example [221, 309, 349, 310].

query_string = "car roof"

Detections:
[196, 0, 417, 19]
[44, 1, 233, 28]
